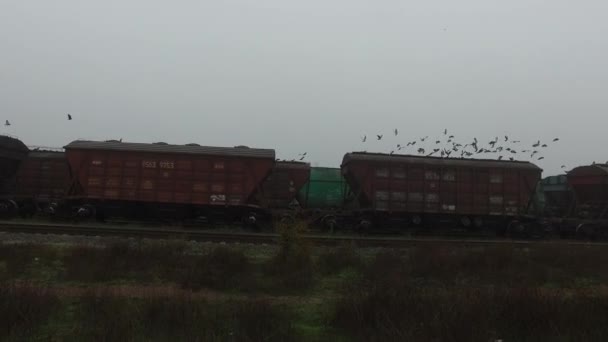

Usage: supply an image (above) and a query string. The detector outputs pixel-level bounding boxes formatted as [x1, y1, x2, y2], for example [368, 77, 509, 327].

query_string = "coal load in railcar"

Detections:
[0, 135, 29, 217]
[63, 140, 276, 224]
[341, 152, 542, 235]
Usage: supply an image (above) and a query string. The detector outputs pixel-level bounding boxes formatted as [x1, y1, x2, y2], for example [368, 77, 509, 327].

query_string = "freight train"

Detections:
[1, 135, 606, 238]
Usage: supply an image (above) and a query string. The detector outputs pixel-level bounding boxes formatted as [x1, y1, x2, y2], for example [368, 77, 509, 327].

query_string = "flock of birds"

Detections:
[359, 128, 567, 169]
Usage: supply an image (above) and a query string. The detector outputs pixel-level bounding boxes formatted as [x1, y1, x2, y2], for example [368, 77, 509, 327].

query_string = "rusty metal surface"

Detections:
[342, 152, 542, 171]
[261, 162, 311, 208]
[65, 145, 275, 207]
[0, 135, 29, 160]
[65, 140, 276, 159]
[15, 151, 70, 201]
[568, 164, 608, 178]
[342, 152, 541, 216]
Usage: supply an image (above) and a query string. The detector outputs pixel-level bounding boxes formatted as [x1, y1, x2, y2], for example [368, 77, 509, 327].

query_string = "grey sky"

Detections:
[1, 1, 606, 175]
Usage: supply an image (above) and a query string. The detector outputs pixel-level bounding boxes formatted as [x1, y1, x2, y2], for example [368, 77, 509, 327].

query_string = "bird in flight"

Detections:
[444, 129, 448, 135]
[394, 129, 398, 136]
[538, 157, 545, 160]
[561, 165, 566, 169]
[553, 138, 559, 142]
[362, 135, 367, 143]
[67, 113, 72, 120]
[377, 135, 383, 141]
[4, 120, 10, 126]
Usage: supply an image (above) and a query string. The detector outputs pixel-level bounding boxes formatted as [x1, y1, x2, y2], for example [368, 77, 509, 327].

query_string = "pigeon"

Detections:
[4, 120, 10, 126]
[538, 157, 545, 160]
[553, 138, 559, 142]
[362, 135, 367, 143]
[444, 129, 447, 135]
[436, 140, 441, 144]
[541, 144, 548, 148]
[509, 157, 514, 161]
[504, 135, 509, 142]
[377, 135, 383, 140]
[533, 141, 540, 147]
[394, 129, 398, 136]
[498, 156, 503, 160]
[561, 165, 566, 168]
[67, 113, 72, 120]
[417, 148, 425, 154]
[299, 156, 305, 160]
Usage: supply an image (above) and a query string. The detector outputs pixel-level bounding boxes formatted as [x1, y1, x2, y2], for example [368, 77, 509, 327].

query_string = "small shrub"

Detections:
[0, 282, 59, 339]
[317, 243, 362, 275]
[264, 221, 314, 290]
[74, 291, 296, 341]
[74, 289, 139, 340]
[179, 246, 253, 291]
[0, 244, 57, 279]
[62, 240, 188, 282]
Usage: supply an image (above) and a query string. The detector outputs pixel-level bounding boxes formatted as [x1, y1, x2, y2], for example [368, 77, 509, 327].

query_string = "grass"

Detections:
[0, 282, 59, 340]
[3, 233, 608, 340]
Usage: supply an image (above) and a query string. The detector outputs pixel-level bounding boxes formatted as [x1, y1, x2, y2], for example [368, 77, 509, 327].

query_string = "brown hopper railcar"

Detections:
[341, 152, 542, 233]
[63, 140, 276, 223]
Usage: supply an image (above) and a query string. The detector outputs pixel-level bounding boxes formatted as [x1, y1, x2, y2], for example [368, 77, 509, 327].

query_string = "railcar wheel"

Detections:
[507, 220, 526, 238]
[357, 218, 373, 234]
[411, 215, 422, 226]
[321, 215, 338, 233]
[0, 200, 18, 218]
[460, 216, 472, 228]
[576, 223, 598, 240]
[76, 204, 96, 219]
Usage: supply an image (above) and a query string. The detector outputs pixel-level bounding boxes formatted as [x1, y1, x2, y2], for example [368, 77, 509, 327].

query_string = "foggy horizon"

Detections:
[2, 1, 606, 175]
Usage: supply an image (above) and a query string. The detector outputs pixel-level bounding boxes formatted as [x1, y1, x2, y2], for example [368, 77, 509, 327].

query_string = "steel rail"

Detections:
[0, 221, 607, 248]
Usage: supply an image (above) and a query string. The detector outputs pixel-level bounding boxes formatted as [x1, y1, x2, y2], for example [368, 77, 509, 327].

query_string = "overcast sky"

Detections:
[1, 1, 606, 175]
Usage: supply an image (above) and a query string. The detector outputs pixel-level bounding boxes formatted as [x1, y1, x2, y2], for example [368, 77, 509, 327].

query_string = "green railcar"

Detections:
[297, 167, 348, 209]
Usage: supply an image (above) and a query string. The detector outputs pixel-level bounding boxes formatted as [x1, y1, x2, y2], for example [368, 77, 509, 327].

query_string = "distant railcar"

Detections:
[539, 175, 572, 217]
[341, 152, 542, 233]
[559, 164, 608, 238]
[298, 167, 349, 209]
[14, 150, 70, 215]
[0, 135, 29, 216]
[63, 140, 276, 222]
[261, 161, 310, 209]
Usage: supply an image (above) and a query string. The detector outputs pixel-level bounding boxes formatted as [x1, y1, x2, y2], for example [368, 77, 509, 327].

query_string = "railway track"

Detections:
[1, 221, 607, 248]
